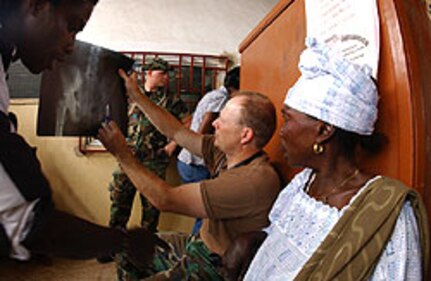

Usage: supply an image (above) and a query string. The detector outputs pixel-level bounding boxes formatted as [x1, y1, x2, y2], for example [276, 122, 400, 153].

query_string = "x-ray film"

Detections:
[37, 40, 133, 136]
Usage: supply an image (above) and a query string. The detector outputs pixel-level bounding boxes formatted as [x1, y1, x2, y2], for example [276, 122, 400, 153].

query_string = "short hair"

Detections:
[232, 91, 276, 149]
[0, 0, 98, 20]
[51, 0, 99, 6]
[224, 66, 240, 91]
[332, 128, 387, 157]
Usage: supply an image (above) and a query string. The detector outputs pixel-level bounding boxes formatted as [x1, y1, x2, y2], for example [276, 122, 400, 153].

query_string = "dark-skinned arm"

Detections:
[222, 231, 267, 281]
[22, 208, 161, 270]
[0, 129, 162, 269]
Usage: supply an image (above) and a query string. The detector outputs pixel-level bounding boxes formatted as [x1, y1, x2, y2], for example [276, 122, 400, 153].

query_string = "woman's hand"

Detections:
[221, 231, 267, 281]
[123, 228, 170, 271]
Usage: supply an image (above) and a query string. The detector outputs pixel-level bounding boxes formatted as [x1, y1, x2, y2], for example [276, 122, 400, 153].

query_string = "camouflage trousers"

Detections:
[109, 162, 167, 280]
[118, 232, 225, 281]
[109, 163, 166, 232]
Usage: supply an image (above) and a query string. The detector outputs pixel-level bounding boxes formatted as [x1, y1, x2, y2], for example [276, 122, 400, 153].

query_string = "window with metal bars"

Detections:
[124, 51, 229, 113]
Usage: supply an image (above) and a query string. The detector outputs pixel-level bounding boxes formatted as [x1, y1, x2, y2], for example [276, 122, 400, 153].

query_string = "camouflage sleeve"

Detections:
[167, 94, 189, 120]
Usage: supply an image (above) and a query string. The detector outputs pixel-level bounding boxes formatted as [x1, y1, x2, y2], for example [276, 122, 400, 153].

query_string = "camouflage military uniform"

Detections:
[123, 233, 224, 281]
[110, 87, 186, 280]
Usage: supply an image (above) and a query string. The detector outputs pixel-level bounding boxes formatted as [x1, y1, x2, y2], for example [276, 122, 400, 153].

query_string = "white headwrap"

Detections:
[284, 38, 378, 135]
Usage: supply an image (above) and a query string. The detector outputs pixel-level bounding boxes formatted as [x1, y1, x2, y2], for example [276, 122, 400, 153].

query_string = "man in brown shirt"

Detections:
[98, 69, 280, 280]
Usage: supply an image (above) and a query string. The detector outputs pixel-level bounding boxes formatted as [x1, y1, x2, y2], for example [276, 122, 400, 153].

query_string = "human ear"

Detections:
[240, 127, 254, 145]
[316, 122, 335, 143]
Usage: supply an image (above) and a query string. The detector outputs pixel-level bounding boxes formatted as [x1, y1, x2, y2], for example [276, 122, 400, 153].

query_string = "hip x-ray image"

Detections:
[37, 40, 133, 136]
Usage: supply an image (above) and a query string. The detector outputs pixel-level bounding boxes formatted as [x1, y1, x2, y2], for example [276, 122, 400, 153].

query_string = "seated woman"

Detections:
[226, 38, 429, 281]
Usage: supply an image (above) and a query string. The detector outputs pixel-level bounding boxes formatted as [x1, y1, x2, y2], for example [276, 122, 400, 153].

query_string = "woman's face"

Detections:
[279, 105, 320, 167]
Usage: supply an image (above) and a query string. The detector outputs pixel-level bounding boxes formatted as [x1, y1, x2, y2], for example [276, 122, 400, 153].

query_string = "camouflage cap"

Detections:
[143, 57, 171, 72]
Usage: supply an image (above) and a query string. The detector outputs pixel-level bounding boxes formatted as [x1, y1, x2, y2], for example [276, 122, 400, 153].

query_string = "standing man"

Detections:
[102, 58, 187, 279]
[0, 0, 157, 267]
[177, 66, 240, 234]
[98, 66, 281, 280]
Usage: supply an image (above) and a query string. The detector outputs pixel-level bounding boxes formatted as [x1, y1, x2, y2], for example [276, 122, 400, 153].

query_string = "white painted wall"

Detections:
[78, 0, 278, 59]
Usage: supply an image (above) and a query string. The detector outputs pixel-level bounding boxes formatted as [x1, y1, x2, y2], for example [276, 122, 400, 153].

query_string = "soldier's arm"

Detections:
[119, 69, 204, 157]
[98, 122, 207, 218]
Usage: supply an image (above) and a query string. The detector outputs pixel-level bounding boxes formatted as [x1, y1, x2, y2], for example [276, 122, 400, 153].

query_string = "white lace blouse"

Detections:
[244, 168, 422, 281]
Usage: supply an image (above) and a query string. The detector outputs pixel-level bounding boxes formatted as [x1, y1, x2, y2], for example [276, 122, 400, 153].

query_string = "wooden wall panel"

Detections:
[240, 0, 305, 183]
